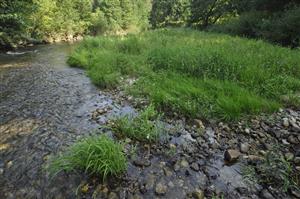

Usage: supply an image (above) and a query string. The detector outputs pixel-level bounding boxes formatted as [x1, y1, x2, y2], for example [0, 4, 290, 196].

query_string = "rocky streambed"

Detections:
[0, 44, 299, 199]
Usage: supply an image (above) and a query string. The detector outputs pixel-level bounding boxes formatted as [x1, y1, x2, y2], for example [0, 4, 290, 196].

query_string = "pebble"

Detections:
[224, 149, 241, 163]
[283, 118, 289, 127]
[245, 128, 250, 134]
[192, 189, 204, 199]
[240, 143, 250, 153]
[194, 119, 205, 129]
[0, 168, 3, 175]
[261, 189, 274, 199]
[190, 163, 200, 171]
[108, 192, 118, 199]
[245, 155, 263, 162]
[288, 135, 298, 144]
[180, 159, 189, 168]
[294, 157, 300, 165]
[291, 189, 300, 198]
[168, 181, 175, 188]
[155, 183, 167, 195]
[133, 158, 151, 167]
[282, 139, 290, 145]
[163, 167, 173, 177]
[6, 161, 13, 168]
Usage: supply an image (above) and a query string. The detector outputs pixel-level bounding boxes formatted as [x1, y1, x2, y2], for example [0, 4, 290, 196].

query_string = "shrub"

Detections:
[48, 135, 127, 180]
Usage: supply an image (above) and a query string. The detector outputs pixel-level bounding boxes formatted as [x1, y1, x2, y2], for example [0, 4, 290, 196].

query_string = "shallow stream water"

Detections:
[0, 44, 128, 198]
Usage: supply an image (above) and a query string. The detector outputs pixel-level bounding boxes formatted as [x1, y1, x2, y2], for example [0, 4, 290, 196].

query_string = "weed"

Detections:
[48, 135, 127, 181]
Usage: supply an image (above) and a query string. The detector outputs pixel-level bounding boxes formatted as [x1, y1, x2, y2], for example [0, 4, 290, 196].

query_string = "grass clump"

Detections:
[68, 28, 300, 120]
[110, 105, 163, 143]
[48, 135, 127, 180]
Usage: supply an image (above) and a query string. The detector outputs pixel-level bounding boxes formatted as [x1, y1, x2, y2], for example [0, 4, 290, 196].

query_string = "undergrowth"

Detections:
[48, 135, 127, 181]
[68, 28, 300, 120]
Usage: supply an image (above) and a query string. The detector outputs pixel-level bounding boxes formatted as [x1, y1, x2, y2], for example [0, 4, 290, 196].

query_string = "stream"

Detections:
[0, 44, 131, 198]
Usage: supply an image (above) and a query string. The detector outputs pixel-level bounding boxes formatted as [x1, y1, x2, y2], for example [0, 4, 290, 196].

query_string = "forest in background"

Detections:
[0, 0, 151, 48]
[1, 0, 300, 49]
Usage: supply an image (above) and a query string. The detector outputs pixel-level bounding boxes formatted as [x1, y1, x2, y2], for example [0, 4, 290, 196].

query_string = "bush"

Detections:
[259, 6, 300, 47]
[48, 135, 127, 180]
[210, 11, 265, 38]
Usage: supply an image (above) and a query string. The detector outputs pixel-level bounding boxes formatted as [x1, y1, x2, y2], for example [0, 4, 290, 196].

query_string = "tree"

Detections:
[189, 0, 234, 28]
[150, 0, 190, 28]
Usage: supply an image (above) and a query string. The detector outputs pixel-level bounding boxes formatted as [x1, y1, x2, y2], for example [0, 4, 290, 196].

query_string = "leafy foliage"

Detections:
[0, 0, 151, 49]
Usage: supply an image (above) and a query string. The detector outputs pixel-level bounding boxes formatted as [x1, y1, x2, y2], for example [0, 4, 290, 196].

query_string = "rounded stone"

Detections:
[155, 183, 167, 195]
[240, 143, 250, 153]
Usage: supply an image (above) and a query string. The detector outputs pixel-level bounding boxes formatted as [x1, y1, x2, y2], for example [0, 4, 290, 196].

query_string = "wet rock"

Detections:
[240, 143, 250, 153]
[261, 189, 275, 199]
[190, 162, 200, 171]
[192, 189, 204, 199]
[133, 158, 151, 167]
[155, 183, 167, 195]
[224, 149, 241, 163]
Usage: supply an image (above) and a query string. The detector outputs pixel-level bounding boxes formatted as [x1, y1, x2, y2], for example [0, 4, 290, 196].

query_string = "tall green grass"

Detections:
[68, 28, 300, 120]
[48, 135, 127, 180]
